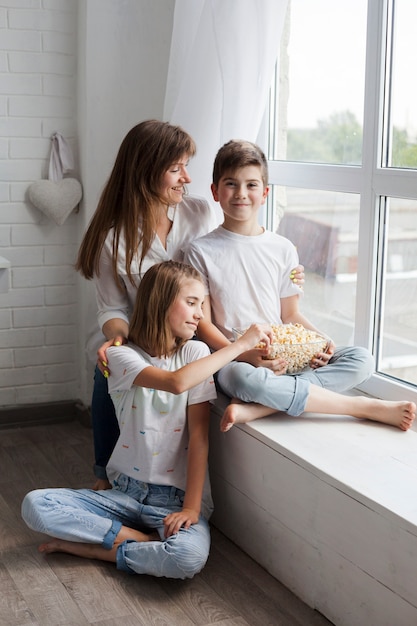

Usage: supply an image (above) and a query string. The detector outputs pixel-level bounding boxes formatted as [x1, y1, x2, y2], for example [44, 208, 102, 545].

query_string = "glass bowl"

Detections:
[233, 323, 328, 374]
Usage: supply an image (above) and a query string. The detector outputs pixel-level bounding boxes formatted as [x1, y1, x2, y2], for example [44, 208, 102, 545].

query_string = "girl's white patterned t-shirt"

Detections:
[105, 340, 216, 498]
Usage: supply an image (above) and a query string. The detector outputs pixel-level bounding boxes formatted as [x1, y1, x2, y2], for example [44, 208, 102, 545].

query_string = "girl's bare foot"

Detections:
[38, 526, 160, 561]
[39, 538, 89, 555]
[38, 538, 120, 563]
[92, 478, 112, 491]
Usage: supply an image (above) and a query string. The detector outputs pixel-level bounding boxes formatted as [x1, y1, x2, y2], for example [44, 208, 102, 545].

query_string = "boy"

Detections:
[183, 140, 415, 432]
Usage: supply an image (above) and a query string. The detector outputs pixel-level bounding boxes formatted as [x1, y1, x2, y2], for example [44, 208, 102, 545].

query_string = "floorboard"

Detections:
[0, 420, 333, 625]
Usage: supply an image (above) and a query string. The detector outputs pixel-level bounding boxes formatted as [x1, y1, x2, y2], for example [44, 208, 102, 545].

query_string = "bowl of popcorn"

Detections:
[233, 322, 328, 374]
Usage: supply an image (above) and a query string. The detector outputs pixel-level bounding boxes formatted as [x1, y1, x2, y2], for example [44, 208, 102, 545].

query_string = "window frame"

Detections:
[264, 0, 417, 404]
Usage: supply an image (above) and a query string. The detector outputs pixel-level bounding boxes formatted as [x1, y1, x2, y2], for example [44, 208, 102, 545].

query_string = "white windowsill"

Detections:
[210, 392, 417, 532]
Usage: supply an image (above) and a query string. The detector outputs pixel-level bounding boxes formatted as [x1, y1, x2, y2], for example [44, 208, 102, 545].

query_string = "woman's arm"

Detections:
[97, 319, 130, 375]
[163, 401, 210, 536]
[95, 243, 132, 368]
[95, 244, 131, 333]
[102, 318, 129, 342]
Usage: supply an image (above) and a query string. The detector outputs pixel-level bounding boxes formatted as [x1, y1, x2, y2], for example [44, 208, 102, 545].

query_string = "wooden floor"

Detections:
[0, 419, 333, 626]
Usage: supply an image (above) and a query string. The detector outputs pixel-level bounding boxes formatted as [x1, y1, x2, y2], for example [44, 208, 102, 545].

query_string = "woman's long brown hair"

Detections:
[129, 261, 203, 357]
[75, 120, 196, 288]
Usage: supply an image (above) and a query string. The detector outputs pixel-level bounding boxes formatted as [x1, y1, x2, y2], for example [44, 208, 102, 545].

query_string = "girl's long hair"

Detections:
[75, 120, 196, 288]
[129, 261, 203, 357]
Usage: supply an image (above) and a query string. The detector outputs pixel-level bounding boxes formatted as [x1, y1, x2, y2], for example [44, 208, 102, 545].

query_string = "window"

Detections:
[265, 0, 417, 402]
[269, 0, 367, 165]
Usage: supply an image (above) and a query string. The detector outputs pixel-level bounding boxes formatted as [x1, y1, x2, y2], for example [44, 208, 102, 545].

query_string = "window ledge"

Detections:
[210, 393, 417, 531]
[209, 393, 417, 624]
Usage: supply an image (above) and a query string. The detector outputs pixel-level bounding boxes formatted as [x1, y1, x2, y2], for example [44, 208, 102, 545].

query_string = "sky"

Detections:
[286, 0, 416, 138]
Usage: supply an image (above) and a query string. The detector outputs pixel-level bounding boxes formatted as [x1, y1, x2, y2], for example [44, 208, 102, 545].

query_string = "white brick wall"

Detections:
[0, 0, 175, 413]
[0, 0, 79, 408]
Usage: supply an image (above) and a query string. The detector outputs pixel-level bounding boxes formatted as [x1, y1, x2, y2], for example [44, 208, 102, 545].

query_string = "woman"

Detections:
[75, 120, 304, 488]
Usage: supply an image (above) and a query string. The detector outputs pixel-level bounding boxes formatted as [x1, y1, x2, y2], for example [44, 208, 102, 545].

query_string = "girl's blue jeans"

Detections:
[217, 346, 374, 416]
[21, 475, 211, 579]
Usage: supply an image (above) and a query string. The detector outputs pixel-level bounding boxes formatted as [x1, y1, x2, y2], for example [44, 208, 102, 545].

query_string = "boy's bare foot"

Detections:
[356, 399, 416, 431]
[221, 396, 415, 433]
[93, 478, 112, 491]
[220, 399, 276, 432]
[221, 400, 246, 432]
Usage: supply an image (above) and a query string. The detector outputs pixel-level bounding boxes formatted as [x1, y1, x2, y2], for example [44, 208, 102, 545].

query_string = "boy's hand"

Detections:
[266, 356, 289, 375]
[310, 339, 335, 369]
[236, 349, 288, 374]
[163, 508, 199, 537]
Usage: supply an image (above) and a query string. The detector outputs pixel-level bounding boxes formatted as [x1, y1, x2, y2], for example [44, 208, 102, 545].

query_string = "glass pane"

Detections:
[269, 0, 367, 165]
[387, 1, 417, 168]
[271, 187, 360, 344]
[377, 198, 417, 385]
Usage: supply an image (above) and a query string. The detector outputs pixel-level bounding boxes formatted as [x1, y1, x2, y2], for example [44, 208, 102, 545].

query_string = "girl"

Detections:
[21, 261, 274, 579]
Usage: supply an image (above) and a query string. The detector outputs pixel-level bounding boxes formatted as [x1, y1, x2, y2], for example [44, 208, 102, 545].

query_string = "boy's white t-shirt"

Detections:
[106, 340, 216, 519]
[184, 226, 303, 339]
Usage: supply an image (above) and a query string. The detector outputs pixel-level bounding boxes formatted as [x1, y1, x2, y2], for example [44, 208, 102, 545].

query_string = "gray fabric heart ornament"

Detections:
[28, 178, 83, 226]
[28, 132, 82, 226]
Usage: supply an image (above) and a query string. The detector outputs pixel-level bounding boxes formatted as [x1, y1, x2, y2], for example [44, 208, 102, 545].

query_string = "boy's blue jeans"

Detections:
[21, 476, 211, 579]
[217, 346, 374, 416]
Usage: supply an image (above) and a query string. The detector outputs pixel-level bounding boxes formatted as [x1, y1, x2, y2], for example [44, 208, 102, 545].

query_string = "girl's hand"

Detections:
[97, 336, 126, 377]
[237, 323, 274, 352]
[163, 508, 199, 537]
[310, 338, 335, 369]
[290, 264, 305, 286]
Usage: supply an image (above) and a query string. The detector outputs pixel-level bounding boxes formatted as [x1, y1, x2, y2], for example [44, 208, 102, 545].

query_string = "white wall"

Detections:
[0, 0, 174, 411]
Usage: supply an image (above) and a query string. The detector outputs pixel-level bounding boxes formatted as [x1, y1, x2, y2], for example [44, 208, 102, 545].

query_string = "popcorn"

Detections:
[233, 323, 328, 374]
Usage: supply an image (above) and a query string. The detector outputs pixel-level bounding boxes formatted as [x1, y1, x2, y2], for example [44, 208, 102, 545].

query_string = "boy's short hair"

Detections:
[212, 140, 269, 187]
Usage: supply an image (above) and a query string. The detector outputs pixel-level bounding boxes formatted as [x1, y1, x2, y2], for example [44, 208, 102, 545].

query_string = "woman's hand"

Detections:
[290, 264, 305, 286]
[97, 335, 126, 377]
[163, 508, 199, 537]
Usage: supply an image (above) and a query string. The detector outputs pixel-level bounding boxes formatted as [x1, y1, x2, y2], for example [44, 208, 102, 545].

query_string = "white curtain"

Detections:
[164, 0, 289, 201]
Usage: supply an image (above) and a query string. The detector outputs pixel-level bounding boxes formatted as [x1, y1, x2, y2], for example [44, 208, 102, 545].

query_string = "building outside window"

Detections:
[265, 0, 417, 402]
